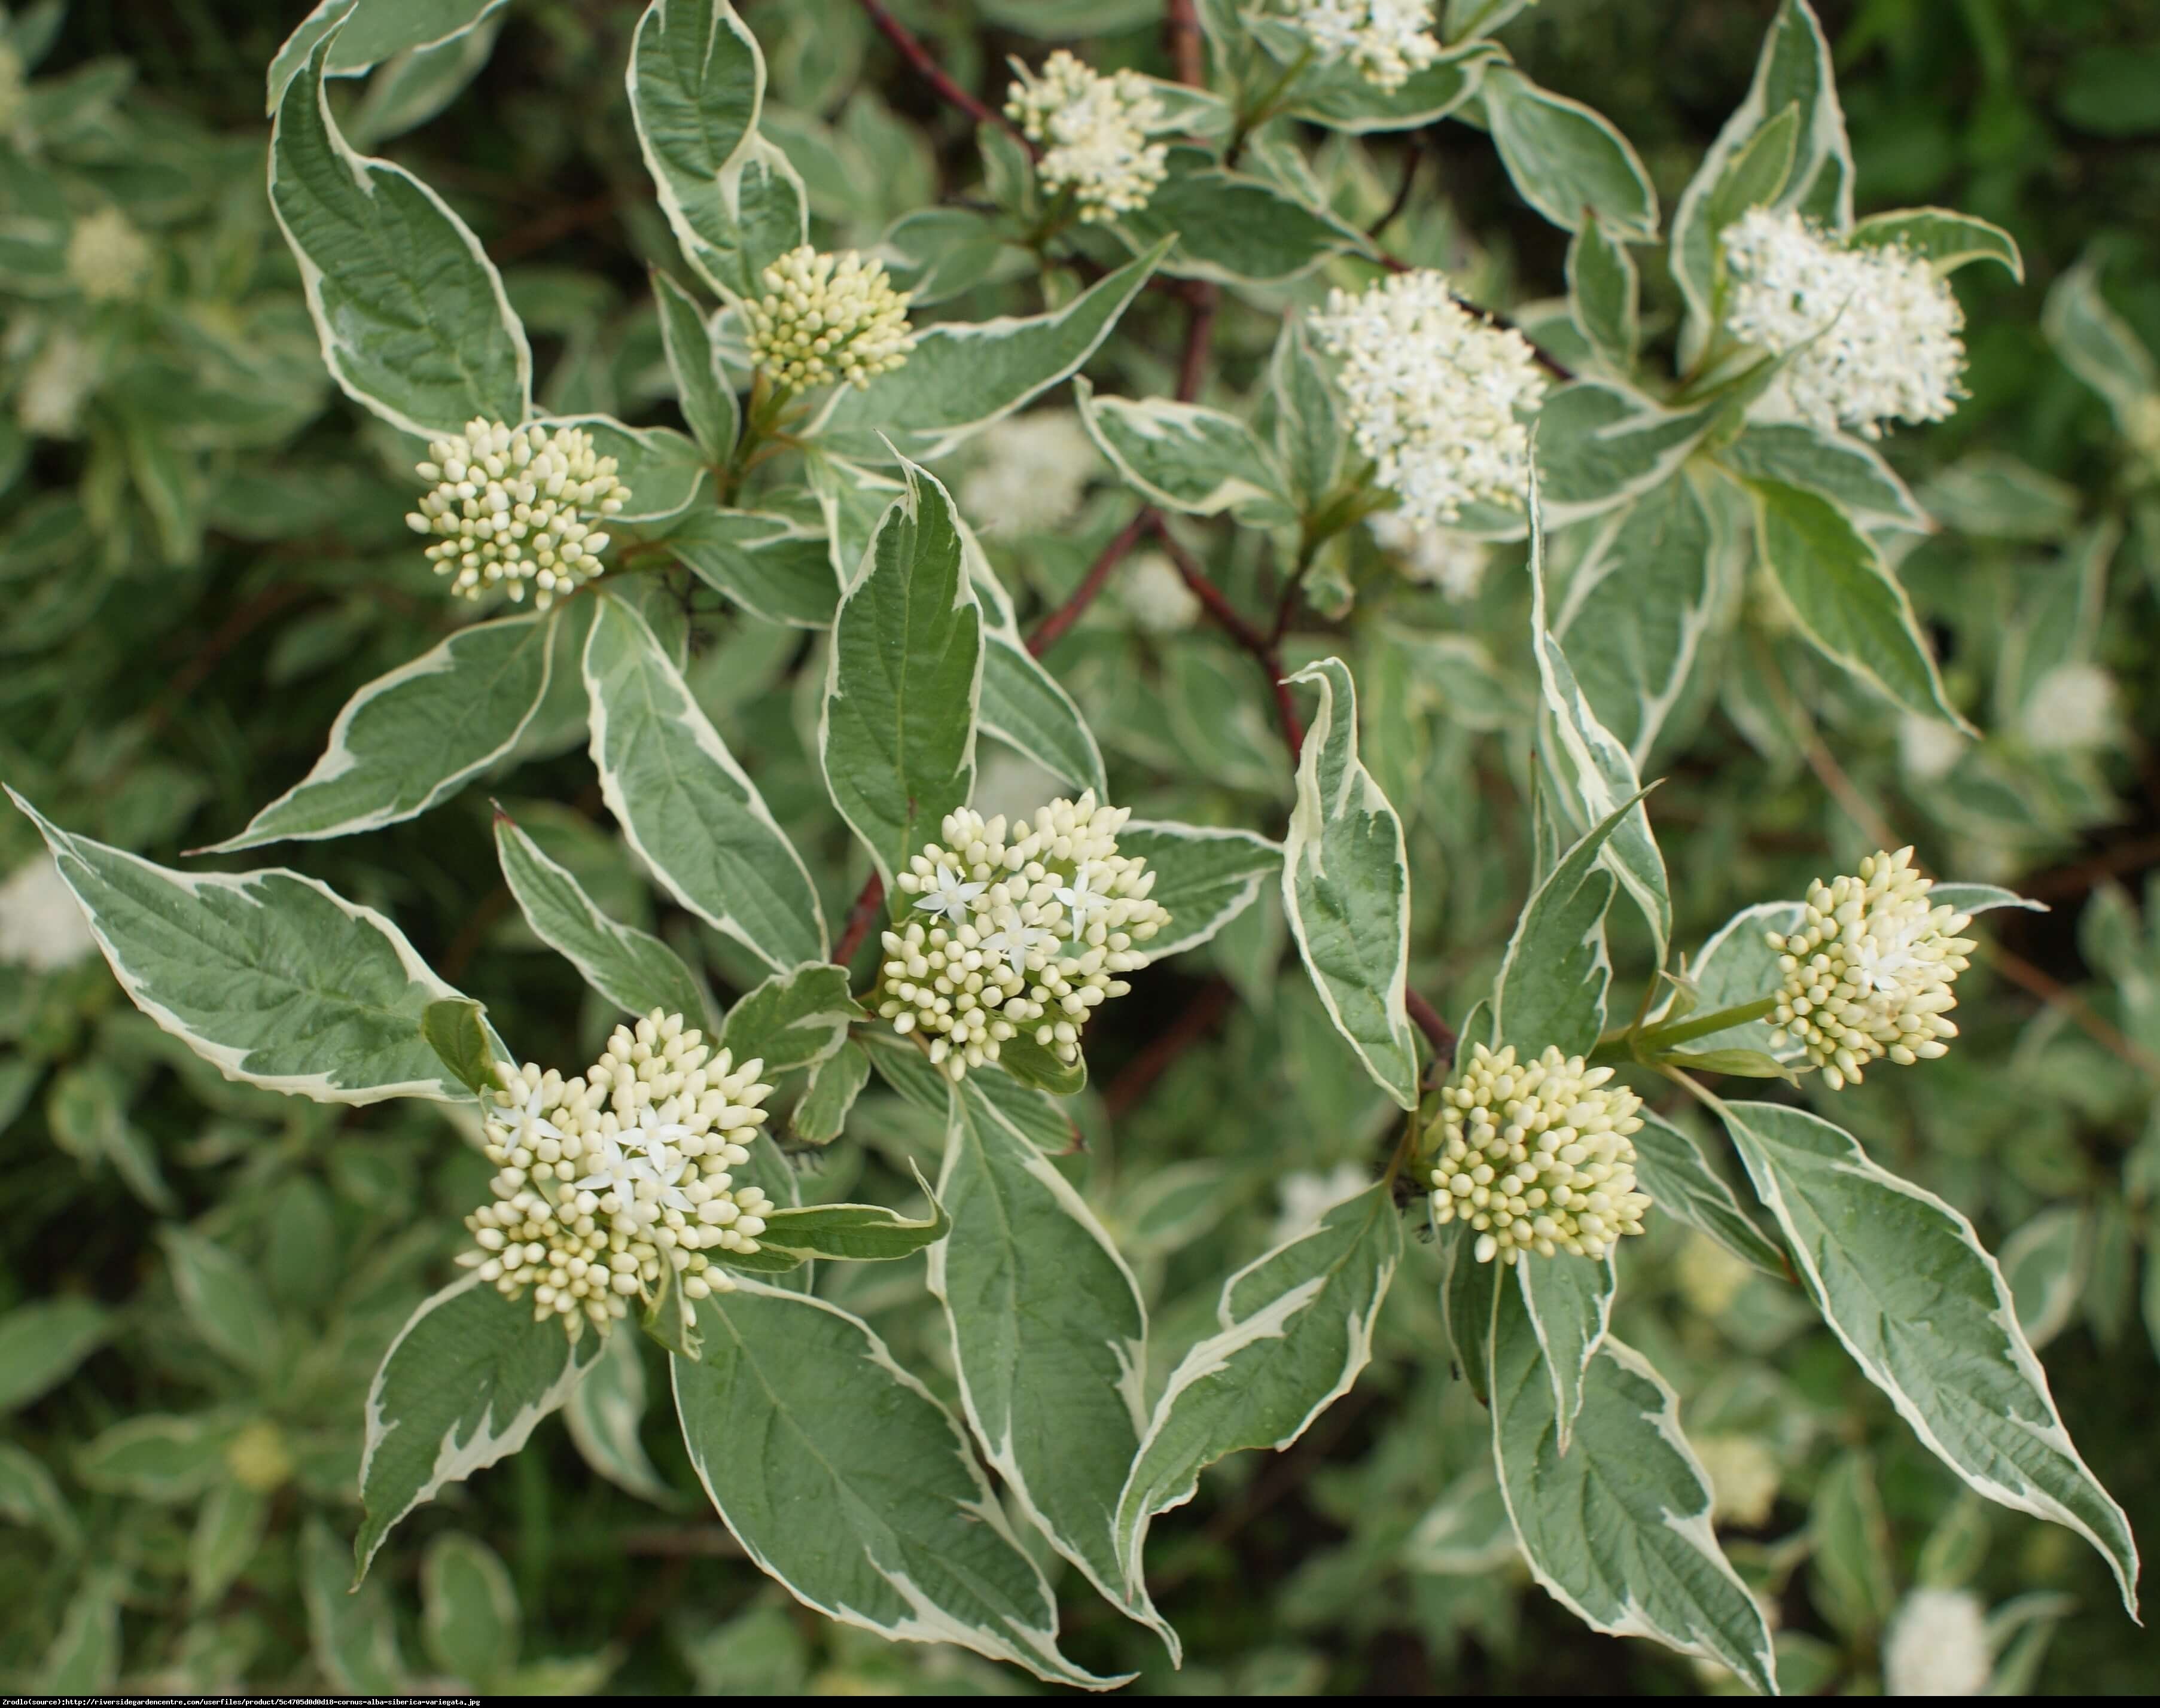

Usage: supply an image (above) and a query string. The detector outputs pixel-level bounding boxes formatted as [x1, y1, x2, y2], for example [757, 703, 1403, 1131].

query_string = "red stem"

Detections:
[854, 0, 1034, 154]
[1165, 0, 1205, 86]
[1027, 509, 1156, 657]
[1151, 525, 1305, 761]
[831, 874, 886, 968]
[1405, 990, 1457, 1070]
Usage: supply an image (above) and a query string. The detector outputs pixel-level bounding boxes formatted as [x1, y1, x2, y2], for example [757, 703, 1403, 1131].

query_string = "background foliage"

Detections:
[5, 0, 2160, 1692]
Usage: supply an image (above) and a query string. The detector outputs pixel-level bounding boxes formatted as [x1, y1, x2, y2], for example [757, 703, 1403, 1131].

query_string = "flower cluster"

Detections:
[407, 419, 629, 609]
[958, 409, 1098, 535]
[456, 1011, 776, 1338]
[1766, 847, 1975, 1089]
[1693, 1434, 1780, 1529]
[1426, 1043, 1651, 1264]
[879, 795, 1171, 1079]
[1311, 270, 1548, 527]
[1882, 1588, 1991, 1697]
[744, 245, 915, 394]
[13, 329, 95, 438]
[1368, 511, 1491, 601]
[1119, 549, 1201, 633]
[2021, 662, 2116, 751]
[1721, 208, 1966, 440]
[0, 853, 96, 972]
[1279, 1, 1443, 93]
[1006, 51, 1170, 222]
[66, 206, 153, 302]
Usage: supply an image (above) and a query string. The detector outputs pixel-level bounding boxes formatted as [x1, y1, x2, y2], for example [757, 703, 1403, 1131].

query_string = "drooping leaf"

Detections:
[494, 811, 708, 1024]
[1850, 208, 2021, 279]
[1281, 658, 1419, 1109]
[717, 963, 860, 1074]
[1719, 1100, 2140, 1614]
[1119, 821, 1281, 963]
[1114, 1185, 1400, 1637]
[818, 459, 982, 890]
[421, 998, 499, 1099]
[1631, 1111, 1786, 1277]
[1515, 1250, 1614, 1456]
[1714, 423, 1929, 533]
[356, 1277, 603, 1577]
[670, 1282, 1123, 1689]
[267, 0, 508, 107]
[2043, 260, 2160, 431]
[1482, 67, 1658, 240]
[564, 1324, 677, 1505]
[1076, 381, 1296, 521]
[1111, 145, 1364, 285]
[269, 41, 529, 436]
[11, 791, 473, 1104]
[931, 1080, 1165, 1649]
[584, 595, 827, 971]
[1490, 1284, 1777, 1693]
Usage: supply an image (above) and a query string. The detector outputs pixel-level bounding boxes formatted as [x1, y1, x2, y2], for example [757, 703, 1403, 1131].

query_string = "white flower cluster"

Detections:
[1427, 1043, 1651, 1264]
[1897, 713, 1967, 784]
[1272, 1161, 1372, 1246]
[1721, 208, 1966, 440]
[406, 419, 628, 610]
[457, 1011, 776, 1338]
[1279, 1, 1443, 93]
[2021, 662, 2116, 751]
[1311, 270, 1548, 527]
[13, 328, 96, 438]
[1006, 51, 1170, 222]
[881, 794, 1171, 1079]
[959, 409, 1098, 535]
[1882, 1587, 1991, 1697]
[66, 207, 153, 302]
[0, 854, 97, 972]
[745, 245, 915, 394]
[1693, 1434, 1780, 1529]
[1767, 847, 1976, 1089]
[1119, 549, 1201, 633]
[1368, 511, 1491, 601]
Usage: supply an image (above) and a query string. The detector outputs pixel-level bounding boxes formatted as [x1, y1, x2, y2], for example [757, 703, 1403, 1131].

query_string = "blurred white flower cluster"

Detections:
[2021, 661, 2116, 752]
[1368, 511, 1491, 600]
[407, 419, 629, 609]
[1722, 208, 1966, 440]
[1311, 270, 1547, 527]
[458, 1011, 776, 1339]
[1119, 548, 1202, 632]
[959, 410, 1097, 535]
[0, 853, 97, 972]
[65, 206, 153, 302]
[1768, 847, 1974, 1088]
[745, 245, 915, 393]
[11, 325, 96, 439]
[881, 795, 1171, 1079]
[1272, 1161, 1372, 1246]
[1427, 1042, 1651, 1264]
[1882, 1587, 1991, 1697]
[1006, 51, 1169, 222]
[1279, 1, 1443, 94]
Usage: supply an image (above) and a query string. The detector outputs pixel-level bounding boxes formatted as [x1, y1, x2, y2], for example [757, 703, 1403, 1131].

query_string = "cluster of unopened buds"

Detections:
[457, 1011, 775, 1338]
[1768, 847, 1975, 1089]
[879, 794, 1171, 1079]
[1426, 1043, 1651, 1264]
[744, 245, 915, 394]
[407, 419, 629, 609]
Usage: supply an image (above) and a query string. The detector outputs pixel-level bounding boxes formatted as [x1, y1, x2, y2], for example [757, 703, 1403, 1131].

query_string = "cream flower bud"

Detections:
[1005, 51, 1169, 222]
[1766, 847, 1975, 1089]
[1311, 270, 1547, 527]
[412, 419, 630, 610]
[745, 245, 915, 393]
[1425, 1043, 1650, 1263]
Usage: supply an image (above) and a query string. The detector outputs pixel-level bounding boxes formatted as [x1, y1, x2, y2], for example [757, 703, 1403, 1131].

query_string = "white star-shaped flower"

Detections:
[499, 1078, 563, 1151]
[984, 920, 1055, 979]
[574, 1131, 642, 1200]
[913, 864, 986, 922]
[1054, 868, 1104, 940]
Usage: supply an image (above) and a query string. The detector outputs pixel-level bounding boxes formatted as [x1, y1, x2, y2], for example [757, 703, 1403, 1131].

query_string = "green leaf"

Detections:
[76, 1413, 235, 1502]
[565, 1322, 677, 1504]
[670, 1282, 1123, 1689]
[791, 1038, 870, 1145]
[1489, 1285, 1775, 1693]
[0, 1441, 81, 1551]
[1632, 1111, 1786, 1277]
[1553, 471, 1726, 767]
[1809, 1450, 1896, 1637]
[190, 1478, 271, 1610]
[545, 415, 708, 524]
[0, 1298, 111, 1412]
[627, 0, 806, 304]
[1439, 1220, 1501, 1404]
[1483, 67, 1659, 240]
[642, 1263, 704, 1361]
[584, 595, 827, 971]
[760, 1184, 948, 1263]
[1534, 382, 1719, 528]
[718, 963, 860, 1073]
[653, 270, 738, 462]
[302, 1517, 405, 1693]
[422, 1532, 520, 1686]
[1525, 495, 1671, 961]
[344, 9, 507, 148]
[1669, 0, 1852, 366]
[931, 1080, 1166, 1650]
[1076, 380, 1295, 521]
[2043, 260, 2159, 431]
[422, 997, 500, 1099]
[1747, 478, 1969, 730]
[979, 635, 1109, 797]
[1115, 1185, 1400, 1633]
[204, 611, 553, 853]
[1281, 658, 1419, 1111]
[1268, 316, 1345, 507]
[1851, 208, 2022, 280]
[818, 459, 982, 890]
[1714, 422, 1929, 533]
[11, 791, 474, 1104]
[808, 240, 1168, 460]
[162, 1227, 281, 1376]
[2000, 1207, 2090, 1353]
[1494, 798, 1649, 1060]
[995, 1030, 1088, 1097]
[494, 811, 708, 1024]
[666, 508, 838, 628]
[1515, 1251, 1614, 1456]
[1117, 821, 1281, 963]
[267, 1, 507, 106]
[269, 40, 529, 437]
[1718, 1100, 2139, 1615]
[356, 1277, 604, 1578]
[1110, 145, 1363, 285]
[1917, 452, 2080, 543]
[1996, 521, 2113, 724]
[1566, 215, 1640, 374]
[1282, 38, 1500, 132]
[38, 1573, 120, 1694]
[1701, 102, 1801, 231]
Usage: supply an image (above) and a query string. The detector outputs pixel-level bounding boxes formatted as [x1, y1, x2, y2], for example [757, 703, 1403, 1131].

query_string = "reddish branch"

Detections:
[1027, 510, 1156, 657]
[1151, 526, 1305, 760]
[1164, 0, 1206, 86]
[854, 0, 1033, 153]
[831, 873, 886, 968]
[1405, 990, 1457, 1069]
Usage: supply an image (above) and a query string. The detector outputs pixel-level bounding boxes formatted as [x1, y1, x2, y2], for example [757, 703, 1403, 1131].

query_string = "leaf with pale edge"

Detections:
[1483, 67, 1659, 240]
[1515, 1249, 1614, 1457]
[1495, 797, 1647, 1060]
[1632, 1111, 1786, 1276]
[717, 963, 860, 1075]
[1075, 380, 1294, 521]
[1119, 821, 1281, 964]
